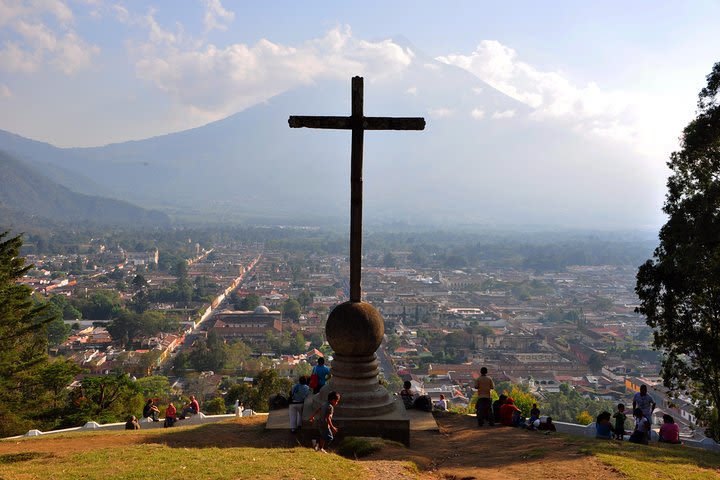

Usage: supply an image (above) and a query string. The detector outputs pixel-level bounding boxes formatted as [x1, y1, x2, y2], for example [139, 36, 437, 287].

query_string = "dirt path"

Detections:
[0, 413, 622, 480]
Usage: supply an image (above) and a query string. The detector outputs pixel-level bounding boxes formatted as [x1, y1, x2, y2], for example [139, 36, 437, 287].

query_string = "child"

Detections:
[628, 407, 649, 444]
[528, 403, 541, 426]
[613, 403, 627, 440]
[309, 391, 340, 453]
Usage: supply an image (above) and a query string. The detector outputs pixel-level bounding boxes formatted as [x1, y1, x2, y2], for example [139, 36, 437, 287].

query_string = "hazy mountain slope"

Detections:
[0, 45, 664, 228]
[0, 150, 169, 225]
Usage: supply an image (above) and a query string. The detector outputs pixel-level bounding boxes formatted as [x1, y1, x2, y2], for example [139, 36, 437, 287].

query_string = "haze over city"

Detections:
[2, 1, 719, 229]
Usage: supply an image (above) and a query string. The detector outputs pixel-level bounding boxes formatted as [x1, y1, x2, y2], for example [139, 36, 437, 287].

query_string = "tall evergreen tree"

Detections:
[0, 231, 54, 436]
[636, 62, 720, 440]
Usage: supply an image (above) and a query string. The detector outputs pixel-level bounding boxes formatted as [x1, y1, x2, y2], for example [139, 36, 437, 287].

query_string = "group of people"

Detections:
[474, 367, 556, 431]
[596, 385, 679, 444]
[287, 356, 339, 452]
[126, 395, 201, 430]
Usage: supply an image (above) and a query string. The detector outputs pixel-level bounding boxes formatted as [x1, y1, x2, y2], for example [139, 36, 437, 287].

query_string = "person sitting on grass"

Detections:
[659, 414, 681, 444]
[595, 411, 614, 439]
[125, 415, 140, 430]
[492, 394, 507, 424]
[528, 403, 540, 424]
[536, 416, 557, 432]
[499, 397, 521, 426]
[309, 391, 341, 453]
[435, 394, 448, 411]
[628, 407, 650, 444]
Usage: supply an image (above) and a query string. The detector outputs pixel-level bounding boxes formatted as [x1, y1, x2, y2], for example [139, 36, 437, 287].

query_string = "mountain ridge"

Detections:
[0, 150, 170, 226]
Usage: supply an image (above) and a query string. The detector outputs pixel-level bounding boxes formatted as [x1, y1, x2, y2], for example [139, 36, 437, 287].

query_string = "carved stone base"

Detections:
[302, 397, 410, 446]
[308, 353, 395, 417]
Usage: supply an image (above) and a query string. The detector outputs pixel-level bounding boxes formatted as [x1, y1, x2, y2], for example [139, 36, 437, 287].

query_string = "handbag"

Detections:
[308, 367, 319, 389]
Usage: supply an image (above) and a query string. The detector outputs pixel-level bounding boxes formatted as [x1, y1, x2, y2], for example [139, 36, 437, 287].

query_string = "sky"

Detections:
[0, 1, 718, 181]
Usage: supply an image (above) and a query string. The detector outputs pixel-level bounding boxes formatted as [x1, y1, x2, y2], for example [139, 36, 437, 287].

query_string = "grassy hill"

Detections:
[1, 414, 719, 480]
[0, 150, 169, 226]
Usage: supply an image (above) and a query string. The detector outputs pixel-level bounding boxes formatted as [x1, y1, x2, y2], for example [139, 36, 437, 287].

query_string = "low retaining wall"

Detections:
[3, 411, 266, 440]
[553, 421, 720, 452]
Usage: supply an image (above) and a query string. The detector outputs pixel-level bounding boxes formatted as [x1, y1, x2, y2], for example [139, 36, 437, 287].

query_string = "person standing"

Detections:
[475, 367, 494, 426]
[310, 357, 331, 394]
[632, 385, 656, 423]
[289, 375, 311, 433]
[613, 403, 627, 440]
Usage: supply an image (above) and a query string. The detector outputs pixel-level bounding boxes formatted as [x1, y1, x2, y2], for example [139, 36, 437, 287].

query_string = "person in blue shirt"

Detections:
[595, 411, 614, 439]
[311, 357, 330, 394]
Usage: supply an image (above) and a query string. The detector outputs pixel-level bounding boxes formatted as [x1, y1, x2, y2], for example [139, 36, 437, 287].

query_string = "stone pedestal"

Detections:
[303, 300, 410, 445]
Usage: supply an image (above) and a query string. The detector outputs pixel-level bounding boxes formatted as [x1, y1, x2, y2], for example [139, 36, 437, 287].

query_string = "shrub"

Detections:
[204, 397, 227, 415]
[337, 437, 382, 458]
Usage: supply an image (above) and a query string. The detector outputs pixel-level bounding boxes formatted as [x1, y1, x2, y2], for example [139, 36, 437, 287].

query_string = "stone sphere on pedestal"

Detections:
[326, 301, 384, 356]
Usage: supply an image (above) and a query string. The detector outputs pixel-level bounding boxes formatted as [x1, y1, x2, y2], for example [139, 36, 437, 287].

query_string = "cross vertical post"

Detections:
[350, 77, 364, 302]
[289, 76, 425, 304]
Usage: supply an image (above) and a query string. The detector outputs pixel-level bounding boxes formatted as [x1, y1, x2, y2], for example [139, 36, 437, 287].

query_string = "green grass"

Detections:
[337, 437, 384, 458]
[577, 438, 720, 480]
[0, 444, 364, 480]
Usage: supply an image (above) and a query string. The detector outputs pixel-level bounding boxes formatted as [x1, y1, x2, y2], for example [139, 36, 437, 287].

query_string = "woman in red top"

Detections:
[164, 403, 177, 428]
[499, 397, 520, 426]
[659, 414, 680, 444]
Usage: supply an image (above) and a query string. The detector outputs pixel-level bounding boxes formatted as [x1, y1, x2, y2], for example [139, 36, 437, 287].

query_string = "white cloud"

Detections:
[428, 107, 453, 118]
[131, 23, 415, 122]
[472, 86, 483, 94]
[112, 4, 129, 23]
[470, 108, 484, 119]
[491, 109, 515, 119]
[203, 0, 234, 32]
[435, 40, 676, 157]
[423, 62, 439, 71]
[0, 0, 99, 74]
[0, 84, 11, 97]
[405, 86, 418, 95]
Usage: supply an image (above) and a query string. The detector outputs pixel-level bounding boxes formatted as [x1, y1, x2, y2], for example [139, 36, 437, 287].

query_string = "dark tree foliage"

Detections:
[636, 62, 720, 440]
[0, 232, 56, 436]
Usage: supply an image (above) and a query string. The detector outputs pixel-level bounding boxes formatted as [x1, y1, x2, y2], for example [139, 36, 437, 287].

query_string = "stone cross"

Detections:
[289, 76, 425, 302]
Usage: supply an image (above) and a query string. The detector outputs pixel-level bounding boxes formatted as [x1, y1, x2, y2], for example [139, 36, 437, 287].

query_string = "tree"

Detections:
[131, 274, 148, 292]
[135, 375, 172, 402]
[587, 353, 604, 374]
[0, 232, 56, 436]
[172, 260, 188, 279]
[72, 374, 142, 423]
[636, 62, 720, 441]
[189, 331, 227, 372]
[282, 298, 301, 322]
[237, 294, 260, 311]
[297, 290, 314, 309]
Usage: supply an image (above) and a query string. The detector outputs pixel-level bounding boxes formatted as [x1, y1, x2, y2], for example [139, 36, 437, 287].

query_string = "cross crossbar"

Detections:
[288, 76, 425, 302]
[289, 116, 426, 130]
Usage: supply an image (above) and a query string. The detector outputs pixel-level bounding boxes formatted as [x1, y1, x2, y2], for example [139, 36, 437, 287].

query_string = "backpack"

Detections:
[413, 395, 433, 412]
